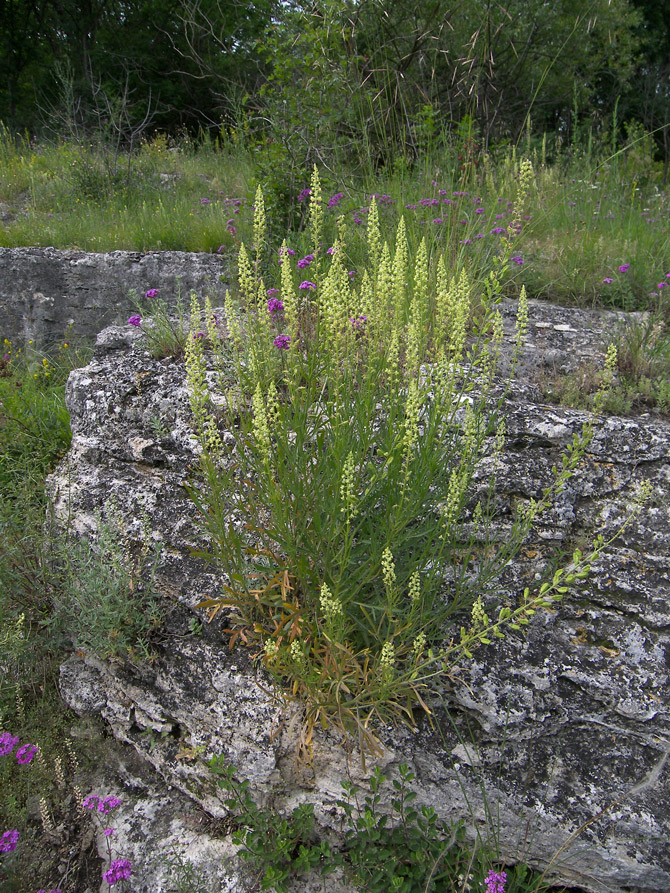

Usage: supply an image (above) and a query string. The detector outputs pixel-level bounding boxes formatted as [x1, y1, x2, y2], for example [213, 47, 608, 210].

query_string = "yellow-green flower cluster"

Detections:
[407, 570, 421, 605]
[252, 383, 271, 459]
[381, 547, 396, 599]
[441, 468, 468, 535]
[340, 451, 357, 520]
[470, 595, 489, 630]
[319, 582, 343, 623]
[379, 641, 395, 685]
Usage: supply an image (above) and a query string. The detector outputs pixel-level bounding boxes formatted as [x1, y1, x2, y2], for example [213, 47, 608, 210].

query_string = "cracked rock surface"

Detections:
[50, 300, 670, 893]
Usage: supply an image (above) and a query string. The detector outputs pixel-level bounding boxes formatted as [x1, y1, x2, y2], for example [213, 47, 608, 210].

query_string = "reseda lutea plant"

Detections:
[187, 164, 627, 753]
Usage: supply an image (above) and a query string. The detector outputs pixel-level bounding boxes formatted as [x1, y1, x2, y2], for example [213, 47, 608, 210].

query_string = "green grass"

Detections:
[1, 129, 667, 314]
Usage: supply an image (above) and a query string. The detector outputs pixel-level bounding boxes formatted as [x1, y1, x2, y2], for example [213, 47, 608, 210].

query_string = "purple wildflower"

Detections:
[144, 289, 159, 299]
[484, 869, 507, 893]
[104, 828, 114, 837]
[0, 829, 19, 852]
[460, 238, 472, 245]
[350, 315, 367, 331]
[83, 795, 99, 810]
[193, 332, 205, 341]
[266, 288, 279, 296]
[98, 795, 122, 814]
[297, 254, 314, 269]
[298, 281, 316, 290]
[128, 315, 142, 327]
[297, 188, 311, 202]
[475, 208, 484, 214]
[328, 192, 344, 208]
[658, 282, 667, 289]
[217, 245, 225, 254]
[200, 198, 212, 205]
[16, 744, 37, 764]
[0, 733, 19, 756]
[273, 334, 291, 350]
[618, 263, 630, 273]
[348, 270, 356, 277]
[511, 256, 524, 265]
[353, 216, 363, 225]
[104, 858, 133, 886]
[602, 278, 614, 284]
[433, 218, 443, 225]
[326, 246, 335, 255]
[490, 227, 506, 235]
[267, 297, 284, 316]
[474, 233, 486, 239]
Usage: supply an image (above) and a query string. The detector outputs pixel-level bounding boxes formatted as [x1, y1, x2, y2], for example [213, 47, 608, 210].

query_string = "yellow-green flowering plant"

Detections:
[186, 165, 635, 756]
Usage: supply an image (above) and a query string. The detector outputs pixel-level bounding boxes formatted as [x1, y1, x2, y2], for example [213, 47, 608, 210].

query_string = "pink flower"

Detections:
[16, 744, 37, 764]
[98, 795, 122, 814]
[128, 315, 142, 327]
[618, 263, 630, 273]
[657, 282, 667, 289]
[144, 289, 159, 299]
[0, 733, 19, 756]
[273, 334, 291, 350]
[298, 281, 316, 290]
[485, 869, 507, 893]
[104, 858, 132, 886]
[602, 278, 614, 284]
[0, 829, 19, 852]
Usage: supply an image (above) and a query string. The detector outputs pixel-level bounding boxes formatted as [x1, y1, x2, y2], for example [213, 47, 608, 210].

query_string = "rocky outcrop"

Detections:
[50, 299, 670, 893]
[0, 247, 229, 349]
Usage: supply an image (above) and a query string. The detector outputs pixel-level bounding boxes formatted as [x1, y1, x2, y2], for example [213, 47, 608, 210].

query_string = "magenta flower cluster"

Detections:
[128, 314, 142, 327]
[273, 334, 291, 350]
[104, 858, 133, 886]
[485, 869, 507, 893]
[83, 794, 123, 814]
[298, 281, 316, 290]
[0, 732, 37, 763]
[0, 829, 19, 852]
[297, 253, 315, 269]
[144, 288, 159, 299]
[267, 297, 284, 316]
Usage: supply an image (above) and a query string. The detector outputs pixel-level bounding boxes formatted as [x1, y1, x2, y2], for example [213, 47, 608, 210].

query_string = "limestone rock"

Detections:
[0, 247, 229, 349]
[51, 301, 670, 893]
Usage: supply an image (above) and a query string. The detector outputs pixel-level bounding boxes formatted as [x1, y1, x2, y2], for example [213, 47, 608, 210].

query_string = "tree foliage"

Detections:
[0, 0, 666, 172]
